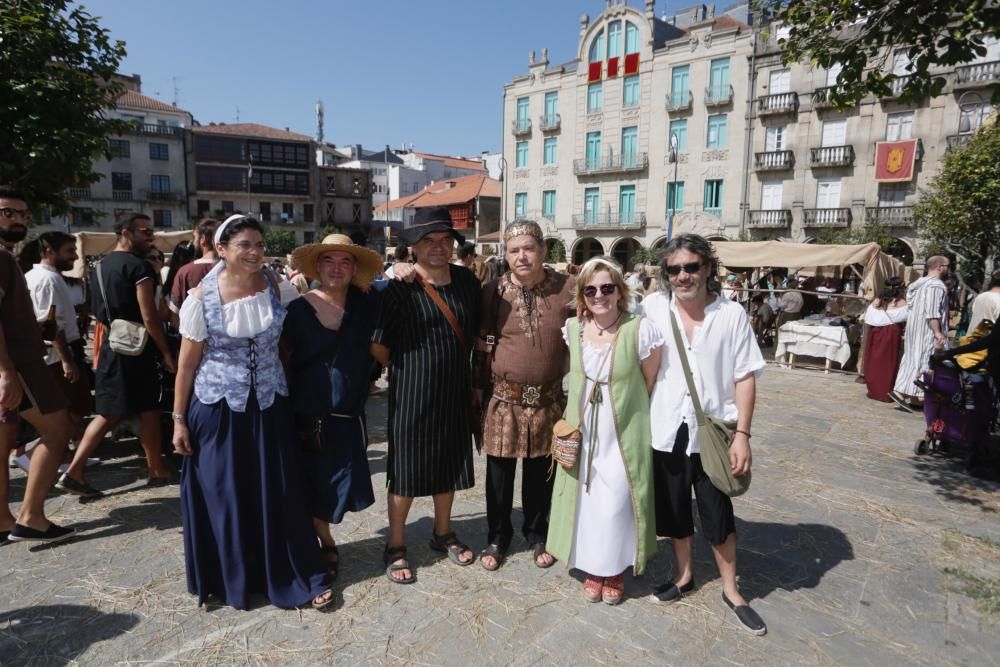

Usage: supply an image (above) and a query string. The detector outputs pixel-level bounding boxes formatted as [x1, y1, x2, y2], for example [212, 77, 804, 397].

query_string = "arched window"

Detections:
[608, 21, 622, 59]
[625, 21, 639, 54]
[588, 29, 605, 63]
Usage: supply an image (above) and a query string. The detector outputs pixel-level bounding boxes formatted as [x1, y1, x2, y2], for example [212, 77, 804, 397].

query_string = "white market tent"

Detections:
[711, 240, 917, 299]
[67, 230, 192, 278]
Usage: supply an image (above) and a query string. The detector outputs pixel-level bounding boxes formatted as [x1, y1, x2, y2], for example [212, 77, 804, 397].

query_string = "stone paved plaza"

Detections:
[2, 366, 998, 666]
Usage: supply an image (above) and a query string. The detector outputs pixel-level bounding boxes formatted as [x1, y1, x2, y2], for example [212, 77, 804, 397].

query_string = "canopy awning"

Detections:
[68, 230, 193, 278]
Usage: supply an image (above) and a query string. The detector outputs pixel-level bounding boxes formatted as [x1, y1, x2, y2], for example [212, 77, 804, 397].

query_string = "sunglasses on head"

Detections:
[664, 261, 703, 276]
[583, 283, 617, 298]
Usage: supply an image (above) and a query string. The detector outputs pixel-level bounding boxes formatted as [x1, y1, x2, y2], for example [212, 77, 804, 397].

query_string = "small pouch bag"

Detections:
[551, 418, 582, 469]
[95, 261, 148, 356]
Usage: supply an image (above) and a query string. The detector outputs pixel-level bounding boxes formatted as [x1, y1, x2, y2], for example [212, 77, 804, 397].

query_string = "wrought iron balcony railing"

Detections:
[704, 84, 734, 107]
[511, 118, 532, 136]
[573, 152, 649, 175]
[812, 86, 839, 109]
[810, 145, 855, 167]
[666, 90, 693, 112]
[757, 92, 799, 115]
[539, 113, 561, 131]
[571, 212, 646, 230]
[880, 75, 912, 100]
[144, 190, 181, 202]
[946, 134, 973, 152]
[803, 207, 852, 227]
[865, 206, 914, 227]
[754, 150, 794, 170]
[748, 209, 792, 228]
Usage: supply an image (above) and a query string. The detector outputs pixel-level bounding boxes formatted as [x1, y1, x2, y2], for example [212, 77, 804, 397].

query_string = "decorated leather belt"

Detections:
[492, 376, 562, 408]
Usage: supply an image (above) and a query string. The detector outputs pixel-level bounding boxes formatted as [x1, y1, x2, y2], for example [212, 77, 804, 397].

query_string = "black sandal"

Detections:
[530, 542, 556, 569]
[429, 531, 475, 566]
[479, 535, 511, 571]
[383, 544, 416, 584]
[322, 545, 339, 580]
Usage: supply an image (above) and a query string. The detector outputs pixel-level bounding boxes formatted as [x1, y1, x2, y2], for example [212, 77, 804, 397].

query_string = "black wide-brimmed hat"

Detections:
[399, 206, 465, 246]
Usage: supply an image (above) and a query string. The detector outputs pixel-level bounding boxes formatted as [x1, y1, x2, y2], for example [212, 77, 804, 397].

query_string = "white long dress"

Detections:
[563, 319, 662, 577]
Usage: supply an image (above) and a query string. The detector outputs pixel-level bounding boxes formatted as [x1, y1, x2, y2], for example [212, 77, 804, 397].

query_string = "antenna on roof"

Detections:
[172, 76, 181, 107]
[236, 106, 240, 123]
[316, 100, 325, 143]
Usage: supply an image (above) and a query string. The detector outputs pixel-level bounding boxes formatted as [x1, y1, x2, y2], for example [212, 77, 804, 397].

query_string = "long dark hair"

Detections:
[657, 233, 722, 295]
[163, 240, 195, 296]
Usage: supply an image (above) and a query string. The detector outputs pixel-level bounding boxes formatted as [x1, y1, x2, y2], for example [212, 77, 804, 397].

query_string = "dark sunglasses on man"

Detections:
[664, 261, 703, 276]
[583, 283, 617, 298]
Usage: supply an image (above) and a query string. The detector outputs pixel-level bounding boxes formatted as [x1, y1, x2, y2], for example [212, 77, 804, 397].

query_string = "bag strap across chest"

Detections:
[417, 274, 466, 348]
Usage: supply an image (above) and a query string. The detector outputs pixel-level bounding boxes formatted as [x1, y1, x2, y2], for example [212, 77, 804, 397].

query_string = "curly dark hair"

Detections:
[657, 233, 722, 295]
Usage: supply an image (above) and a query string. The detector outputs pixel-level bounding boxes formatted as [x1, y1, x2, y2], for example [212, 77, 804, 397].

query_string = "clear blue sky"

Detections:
[82, 0, 688, 156]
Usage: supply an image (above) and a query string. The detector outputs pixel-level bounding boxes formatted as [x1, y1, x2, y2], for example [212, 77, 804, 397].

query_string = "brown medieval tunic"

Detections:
[477, 268, 576, 458]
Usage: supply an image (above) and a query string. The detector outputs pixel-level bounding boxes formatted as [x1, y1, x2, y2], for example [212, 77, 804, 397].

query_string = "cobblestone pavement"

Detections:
[2, 366, 998, 666]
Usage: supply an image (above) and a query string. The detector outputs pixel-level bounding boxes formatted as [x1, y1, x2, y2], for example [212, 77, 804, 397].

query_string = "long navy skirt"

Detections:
[181, 392, 328, 610]
[303, 413, 376, 524]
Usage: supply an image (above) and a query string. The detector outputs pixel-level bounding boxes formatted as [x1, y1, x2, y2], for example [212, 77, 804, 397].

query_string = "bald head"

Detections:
[925, 255, 950, 277]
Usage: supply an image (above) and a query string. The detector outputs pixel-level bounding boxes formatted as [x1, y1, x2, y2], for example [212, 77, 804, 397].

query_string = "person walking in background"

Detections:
[284, 234, 383, 581]
[370, 206, 481, 584]
[968, 272, 1000, 333]
[168, 218, 219, 329]
[862, 277, 907, 402]
[547, 257, 662, 606]
[57, 213, 176, 498]
[171, 215, 333, 610]
[890, 256, 951, 411]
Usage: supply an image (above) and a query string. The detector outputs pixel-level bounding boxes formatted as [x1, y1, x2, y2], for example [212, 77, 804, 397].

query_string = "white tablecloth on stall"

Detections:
[775, 318, 852, 367]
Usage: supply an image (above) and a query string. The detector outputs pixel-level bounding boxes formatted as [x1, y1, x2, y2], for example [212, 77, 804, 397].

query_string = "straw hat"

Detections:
[290, 233, 382, 290]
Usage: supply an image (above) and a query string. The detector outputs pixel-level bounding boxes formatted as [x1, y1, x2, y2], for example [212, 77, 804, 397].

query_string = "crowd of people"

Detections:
[2, 184, 784, 633]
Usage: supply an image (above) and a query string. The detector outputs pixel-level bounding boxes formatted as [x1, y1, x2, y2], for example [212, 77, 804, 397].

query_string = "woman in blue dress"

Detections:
[171, 215, 334, 611]
[284, 234, 384, 580]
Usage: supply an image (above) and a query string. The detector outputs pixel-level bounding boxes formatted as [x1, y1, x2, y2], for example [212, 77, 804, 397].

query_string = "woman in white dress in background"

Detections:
[547, 257, 662, 605]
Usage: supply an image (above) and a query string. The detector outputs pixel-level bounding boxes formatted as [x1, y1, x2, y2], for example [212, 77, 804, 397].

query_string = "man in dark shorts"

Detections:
[167, 217, 218, 329]
[58, 213, 176, 497]
[0, 186, 76, 544]
[370, 206, 481, 584]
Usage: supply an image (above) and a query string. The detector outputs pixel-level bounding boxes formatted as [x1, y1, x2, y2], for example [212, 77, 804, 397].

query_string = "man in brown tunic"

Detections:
[475, 221, 575, 570]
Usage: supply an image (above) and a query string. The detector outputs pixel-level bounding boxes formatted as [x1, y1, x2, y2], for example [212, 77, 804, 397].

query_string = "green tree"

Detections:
[755, 1, 1000, 106]
[0, 0, 131, 213]
[914, 121, 1000, 280]
[812, 219, 895, 250]
[545, 238, 567, 263]
[263, 229, 297, 257]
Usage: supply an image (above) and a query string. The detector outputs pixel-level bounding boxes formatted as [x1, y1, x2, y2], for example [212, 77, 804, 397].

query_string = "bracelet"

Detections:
[735, 429, 751, 438]
[171, 412, 187, 422]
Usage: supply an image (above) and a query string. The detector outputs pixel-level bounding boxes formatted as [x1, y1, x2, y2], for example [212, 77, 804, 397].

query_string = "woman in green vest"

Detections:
[547, 256, 662, 605]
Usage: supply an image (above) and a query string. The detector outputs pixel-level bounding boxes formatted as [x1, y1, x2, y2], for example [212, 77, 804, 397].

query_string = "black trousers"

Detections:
[485, 454, 554, 546]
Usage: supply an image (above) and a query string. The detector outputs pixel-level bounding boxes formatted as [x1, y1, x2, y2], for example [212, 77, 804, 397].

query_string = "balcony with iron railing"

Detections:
[757, 92, 799, 115]
[665, 89, 693, 113]
[955, 60, 1000, 89]
[144, 190, 181, 202]
[803, 208, 852, 227]
[539, 113, 561, 131]
[879, 75, 912, 100]
[865, 206, 914, 227]
[748, 209, 792, 228]
[573, 152, 649, 176]
[112, 189, 133, 201]
[810, 145, 855, 168]
[946, 134, 973, 151]
[704, 84, 734, 107]
[128, 123, 183, 137]
[811, 86, 839, 109]
[754, 150, 794, 170]
[571, 211, 646, 230]
[511, 118, 532, 136]
[67, 187, 92, 199]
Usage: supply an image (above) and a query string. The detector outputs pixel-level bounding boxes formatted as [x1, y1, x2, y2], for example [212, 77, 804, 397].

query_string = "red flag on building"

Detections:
[607, 57, 619, 78]
[624, 53, 640, 75]
[874, 139, 918, 182]
[588, 62, 602, 83]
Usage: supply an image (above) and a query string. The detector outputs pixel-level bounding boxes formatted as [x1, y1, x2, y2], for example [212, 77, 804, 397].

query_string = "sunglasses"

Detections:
[664, 261, 703, 276]
[583, 283, 617, 298]
[0, 207, 31, 221]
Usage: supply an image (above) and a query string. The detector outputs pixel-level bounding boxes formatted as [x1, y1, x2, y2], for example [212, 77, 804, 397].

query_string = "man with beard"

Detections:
[0, 187, 76, 544]
[474, 220, 574, 570]
[57, 213, 176, 497]
[638, 234, 767, 635]
[24, 232, 94, 452]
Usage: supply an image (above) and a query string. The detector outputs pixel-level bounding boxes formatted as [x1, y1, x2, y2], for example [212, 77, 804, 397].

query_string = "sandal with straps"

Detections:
[479, 535, 511, 571]
[429, 531, 475, 566]
[530, 542, 556, 569]
[322, 544, 339, 581]
[383, 544, 416, 584]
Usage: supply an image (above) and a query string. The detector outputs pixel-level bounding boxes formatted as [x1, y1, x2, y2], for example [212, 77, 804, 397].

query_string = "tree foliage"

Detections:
[263, 229, 297, 257]
[545, 238, 567, 263]
[812, 219, 896, 251]
[914, 121, 1000, 280]
[754, 0, 1000, 106]
[0, 0, 130, 213]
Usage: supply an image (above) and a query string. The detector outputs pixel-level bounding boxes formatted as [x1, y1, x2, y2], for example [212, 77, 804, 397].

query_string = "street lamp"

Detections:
[498, 155, 508, 255]
[667, 132, 679, 240]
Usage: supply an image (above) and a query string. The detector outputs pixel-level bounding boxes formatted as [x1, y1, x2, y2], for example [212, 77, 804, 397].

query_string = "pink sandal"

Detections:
[583, 574, 604, 603]
[602, 573, 625, 605]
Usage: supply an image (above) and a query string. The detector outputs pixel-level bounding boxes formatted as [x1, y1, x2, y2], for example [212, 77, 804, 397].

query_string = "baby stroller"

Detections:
[913, 359, 993, 455]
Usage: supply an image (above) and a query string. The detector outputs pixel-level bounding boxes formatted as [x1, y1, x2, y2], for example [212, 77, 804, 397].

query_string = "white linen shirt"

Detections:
[637, 291, 765, 455]
[25, 263, 81, 366]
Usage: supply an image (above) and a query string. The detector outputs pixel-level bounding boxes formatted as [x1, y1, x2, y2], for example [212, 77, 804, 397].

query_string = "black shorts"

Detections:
[653, 423, 736, 546]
